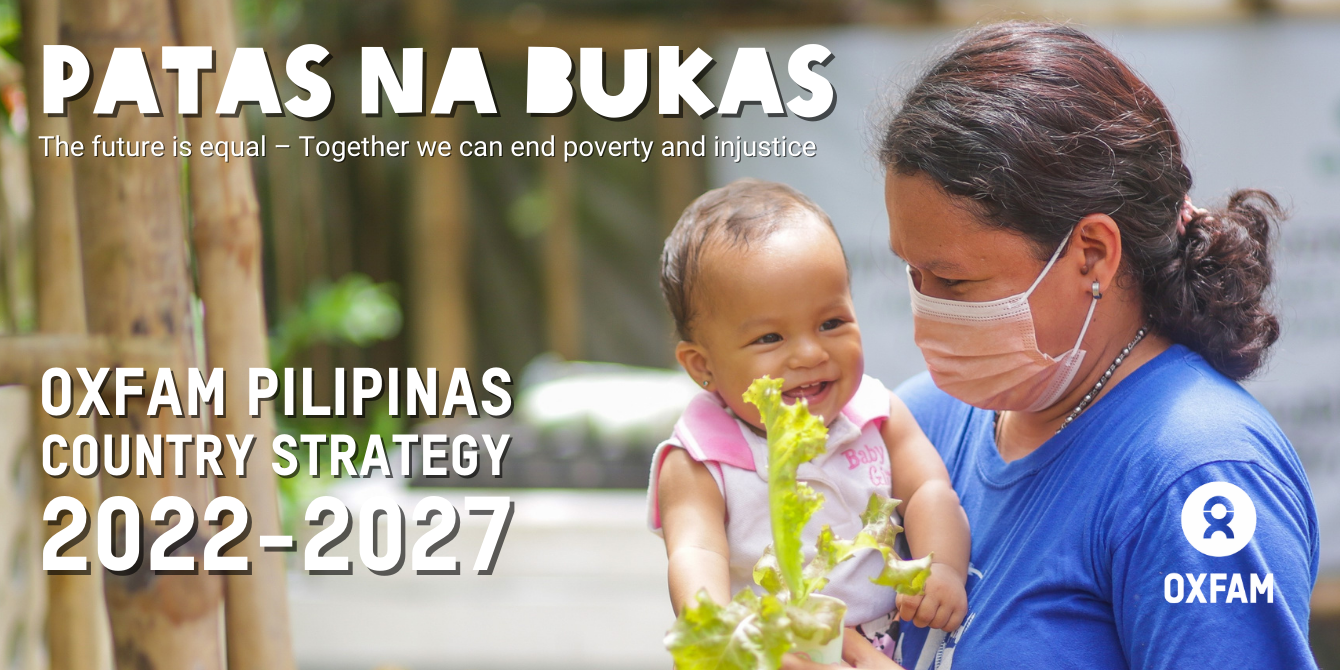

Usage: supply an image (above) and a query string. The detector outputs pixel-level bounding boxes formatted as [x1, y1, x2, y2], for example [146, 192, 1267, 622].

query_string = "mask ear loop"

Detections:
[1067, 281, 1101, 355]
[1021, 230, 1075, 299]
[1025, 227, 1099, 356]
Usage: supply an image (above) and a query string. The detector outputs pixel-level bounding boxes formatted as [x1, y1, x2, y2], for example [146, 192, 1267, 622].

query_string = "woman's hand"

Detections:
[779, 652, 838, 670]
[895, 562, 968, 632]
[841, 628, 906, 669]
[776, 629, 906, 669]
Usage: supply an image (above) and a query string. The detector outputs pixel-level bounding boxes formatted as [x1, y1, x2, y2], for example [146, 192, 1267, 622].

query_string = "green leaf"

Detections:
[799, 525, 849, 597]
[269, 274, 402, 367]
[871, 553, 934, 595]
[784, 593, 846, 647]
[853, 494, 903, 553]
[743, 376, 828, 601]
[752, 546, 785, 597]
[665, 589, 793, 670]
[799, 494, 906, 599]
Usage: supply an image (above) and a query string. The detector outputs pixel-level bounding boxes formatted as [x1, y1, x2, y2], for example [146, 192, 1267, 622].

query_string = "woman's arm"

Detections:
[840, 628, 907, 669]
[882, 391, 971, 630]
[657, 447, 731, 614]
[1111, 460, 1317, 669]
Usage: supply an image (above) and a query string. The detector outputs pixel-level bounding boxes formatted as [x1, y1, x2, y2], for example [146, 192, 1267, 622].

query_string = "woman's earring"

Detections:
[701, 379, 710, 388]
[1092, 280, 1103, 299]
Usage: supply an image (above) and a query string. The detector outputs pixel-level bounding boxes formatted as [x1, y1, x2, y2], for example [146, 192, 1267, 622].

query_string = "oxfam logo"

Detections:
[1180, 482, 1256, 557]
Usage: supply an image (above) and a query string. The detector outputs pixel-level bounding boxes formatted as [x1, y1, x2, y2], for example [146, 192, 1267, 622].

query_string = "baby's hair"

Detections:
[659, 178, 843, 341]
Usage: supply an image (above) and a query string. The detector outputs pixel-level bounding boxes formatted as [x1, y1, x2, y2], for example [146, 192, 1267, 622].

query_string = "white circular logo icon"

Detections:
[1180, 481, 1256, 557]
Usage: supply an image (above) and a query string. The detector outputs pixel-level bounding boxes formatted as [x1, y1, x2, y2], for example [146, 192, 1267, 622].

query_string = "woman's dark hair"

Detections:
[660, 178, 842, 341]
[879, 21, 1282, 380]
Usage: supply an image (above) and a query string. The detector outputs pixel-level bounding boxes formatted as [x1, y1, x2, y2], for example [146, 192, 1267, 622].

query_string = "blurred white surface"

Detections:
[288, 483, 672, 670]
[519, 359, 701, 447]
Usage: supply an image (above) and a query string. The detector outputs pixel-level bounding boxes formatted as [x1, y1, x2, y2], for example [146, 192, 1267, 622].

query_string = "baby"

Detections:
[647, 179, 970, 662]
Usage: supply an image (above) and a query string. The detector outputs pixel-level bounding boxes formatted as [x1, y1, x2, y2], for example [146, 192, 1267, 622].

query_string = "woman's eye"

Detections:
[820, 318, 846, 331]
[913, 266, 965, 289]
[753, 333, 782, 345]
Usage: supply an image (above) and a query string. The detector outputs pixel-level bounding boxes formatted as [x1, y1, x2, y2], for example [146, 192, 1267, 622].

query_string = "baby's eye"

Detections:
[819, 318, 846, 331]
[752, 333, 782, 345]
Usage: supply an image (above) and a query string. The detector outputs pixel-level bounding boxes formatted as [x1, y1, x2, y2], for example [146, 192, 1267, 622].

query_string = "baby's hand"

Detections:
[894, 562, 967, 632]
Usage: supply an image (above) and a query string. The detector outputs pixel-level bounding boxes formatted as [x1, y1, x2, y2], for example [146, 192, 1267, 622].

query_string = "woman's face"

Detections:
[884, 170, 1094, 358]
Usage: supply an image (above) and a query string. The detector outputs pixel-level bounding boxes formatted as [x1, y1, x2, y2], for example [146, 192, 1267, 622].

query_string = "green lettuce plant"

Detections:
[665, 376, 933, 670]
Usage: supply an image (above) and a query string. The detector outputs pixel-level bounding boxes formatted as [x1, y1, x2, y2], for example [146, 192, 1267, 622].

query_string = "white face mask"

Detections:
[906, 233, 1097, 412]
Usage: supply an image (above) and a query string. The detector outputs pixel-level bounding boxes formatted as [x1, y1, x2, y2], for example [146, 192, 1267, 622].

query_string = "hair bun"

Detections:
[1153, 189, 1282, 380]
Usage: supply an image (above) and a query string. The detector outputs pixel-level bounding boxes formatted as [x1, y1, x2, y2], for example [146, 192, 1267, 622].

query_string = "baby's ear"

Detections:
[674, 340, 712, 388]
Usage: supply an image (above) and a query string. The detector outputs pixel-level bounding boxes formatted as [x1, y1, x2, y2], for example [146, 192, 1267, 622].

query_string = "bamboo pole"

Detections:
[0, 386, 45, 670]
[263, 117, 306, 313]
[0, 335, 175, 385]
[61, 0, 224, 667]
[19, 0, 113, 667]
[406, 0, 473, 372]
[541, 114, 581, 360]
[169, 2, 296, 669]
[20, 0, 82, 339]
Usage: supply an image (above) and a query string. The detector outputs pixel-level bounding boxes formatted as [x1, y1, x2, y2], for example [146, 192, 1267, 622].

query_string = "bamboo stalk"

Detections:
[61, 0, 224, 667]
[0, 335, 176, 385]
[21, 1, 83, 339]
[19, 0, 112, 664]
[406, 0, 474, 372]
[169, 2, 296, 669]
[0, 386, 46, 670]
[263, 115, 305, 313]
[541, 114, 581, 360]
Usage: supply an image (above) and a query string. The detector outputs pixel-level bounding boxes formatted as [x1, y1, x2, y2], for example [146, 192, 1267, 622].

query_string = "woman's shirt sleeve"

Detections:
[1109, 459, 1319, 669]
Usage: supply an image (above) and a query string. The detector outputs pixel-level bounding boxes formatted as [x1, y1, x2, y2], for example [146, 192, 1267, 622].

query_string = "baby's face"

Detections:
[681, 217, 863, 430]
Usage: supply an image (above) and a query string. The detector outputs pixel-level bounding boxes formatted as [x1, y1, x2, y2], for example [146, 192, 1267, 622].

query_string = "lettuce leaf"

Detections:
[799, 525, 853, 597]
[751, 545, 785, 597]
[743, 376, 828, 601]
[846, 495, 934, 595]
[665, 589, 792, 670]
[665, 375, 933, 670]
[871, 554, 935, 595]
[801, 495, 898, 595]
[851, 493, 903, 556]
[784, 593, 846, 647]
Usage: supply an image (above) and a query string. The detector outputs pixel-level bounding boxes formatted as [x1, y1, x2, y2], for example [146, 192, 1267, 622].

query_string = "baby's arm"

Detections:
[881, 392, 971, 632]
[658, 448, 731, 614]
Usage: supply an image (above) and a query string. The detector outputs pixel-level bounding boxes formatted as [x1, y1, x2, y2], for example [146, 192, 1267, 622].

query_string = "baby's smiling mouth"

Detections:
[781, 380, 832, 403]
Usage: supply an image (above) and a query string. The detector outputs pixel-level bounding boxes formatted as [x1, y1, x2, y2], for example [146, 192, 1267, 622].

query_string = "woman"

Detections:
[844, 22, 1319, 669]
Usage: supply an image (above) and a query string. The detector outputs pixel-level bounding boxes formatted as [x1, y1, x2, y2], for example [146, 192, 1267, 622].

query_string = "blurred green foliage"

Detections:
[506, 185, 550, 239]
[270, 274, 405, 528]
[0, 0, 20, 62]
[270, 273, 402, 367]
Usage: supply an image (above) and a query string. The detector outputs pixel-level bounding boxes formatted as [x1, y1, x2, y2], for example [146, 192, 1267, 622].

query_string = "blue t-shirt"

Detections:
[894, 344, 1318, 670]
